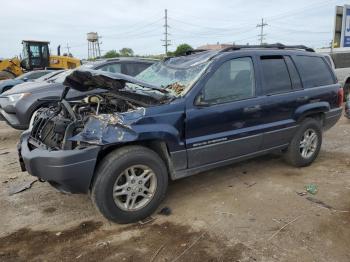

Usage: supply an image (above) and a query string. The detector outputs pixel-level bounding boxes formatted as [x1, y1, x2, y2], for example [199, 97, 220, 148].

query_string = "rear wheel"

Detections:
[91, 145, 168, 224]
[284, 118, 322, 167]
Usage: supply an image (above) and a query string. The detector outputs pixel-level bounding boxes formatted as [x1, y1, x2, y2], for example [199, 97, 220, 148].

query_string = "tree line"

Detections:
[102, 44, 194, 59]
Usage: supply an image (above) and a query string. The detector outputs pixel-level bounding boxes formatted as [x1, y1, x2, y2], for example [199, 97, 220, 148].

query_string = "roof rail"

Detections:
[183, 49, 208, 56]
[220, 43, 315, 53]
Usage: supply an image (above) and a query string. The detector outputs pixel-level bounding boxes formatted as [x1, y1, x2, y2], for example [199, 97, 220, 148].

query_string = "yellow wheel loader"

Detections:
[0, 40, 81, 80]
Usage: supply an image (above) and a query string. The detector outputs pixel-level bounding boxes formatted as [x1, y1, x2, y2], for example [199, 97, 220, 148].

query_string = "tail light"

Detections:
[337, 88, 344, 107]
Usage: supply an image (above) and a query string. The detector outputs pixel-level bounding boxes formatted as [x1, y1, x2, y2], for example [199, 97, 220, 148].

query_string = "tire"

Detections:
[91, 145, 168, 224]
[284, 118, 322, 167]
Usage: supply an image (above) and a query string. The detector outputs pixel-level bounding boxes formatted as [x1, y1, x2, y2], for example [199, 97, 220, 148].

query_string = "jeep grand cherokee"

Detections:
[18, 44, 343, 223]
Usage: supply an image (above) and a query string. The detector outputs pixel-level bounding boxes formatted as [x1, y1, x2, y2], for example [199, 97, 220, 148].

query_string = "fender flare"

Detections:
[293, 102, 330, 122]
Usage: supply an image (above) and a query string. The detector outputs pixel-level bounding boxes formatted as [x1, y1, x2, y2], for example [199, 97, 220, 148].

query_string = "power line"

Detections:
[257, 18, 268, 45]
[161, 9, 171, 55]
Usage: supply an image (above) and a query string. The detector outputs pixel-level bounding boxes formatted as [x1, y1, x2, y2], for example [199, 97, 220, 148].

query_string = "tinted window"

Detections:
[260, 56, 292, 94]
[124, 63, 152, 76]
[294, 56, 335, 88]
[284, 56, 302, 89]
[99, 63, 121, 73]
[202, 57, 255, 104]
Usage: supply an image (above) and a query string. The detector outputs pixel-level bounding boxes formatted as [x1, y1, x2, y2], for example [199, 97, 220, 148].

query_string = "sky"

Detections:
[0, 0, 347, 59]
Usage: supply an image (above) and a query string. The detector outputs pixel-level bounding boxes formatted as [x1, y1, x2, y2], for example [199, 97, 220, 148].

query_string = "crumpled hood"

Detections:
[63, 69, 167, 93]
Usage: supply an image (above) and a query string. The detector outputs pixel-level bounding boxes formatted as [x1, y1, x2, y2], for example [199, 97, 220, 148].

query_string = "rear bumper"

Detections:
[19, 132, 101, 193]
[324, 107, 342, 130]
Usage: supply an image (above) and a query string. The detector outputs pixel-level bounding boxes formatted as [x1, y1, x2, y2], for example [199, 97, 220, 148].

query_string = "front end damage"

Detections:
[19, 69, 174, 193]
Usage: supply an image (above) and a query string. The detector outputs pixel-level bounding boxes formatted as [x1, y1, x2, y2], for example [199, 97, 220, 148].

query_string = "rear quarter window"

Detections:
[260, 56, 292, 94]
[294, 56, 335, 88]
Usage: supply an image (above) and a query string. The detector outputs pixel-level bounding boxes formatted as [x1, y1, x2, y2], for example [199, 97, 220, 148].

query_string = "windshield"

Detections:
[135, 61, 209, 90]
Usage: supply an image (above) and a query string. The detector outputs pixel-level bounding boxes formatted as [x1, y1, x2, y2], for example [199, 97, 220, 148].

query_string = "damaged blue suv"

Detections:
[18, 44, 343, 223]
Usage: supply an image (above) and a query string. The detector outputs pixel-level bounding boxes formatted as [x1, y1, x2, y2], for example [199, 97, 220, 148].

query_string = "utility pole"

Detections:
[66, 43, 71, 55]
[161, 9, 171, 56]
[257, 18, 268, 45]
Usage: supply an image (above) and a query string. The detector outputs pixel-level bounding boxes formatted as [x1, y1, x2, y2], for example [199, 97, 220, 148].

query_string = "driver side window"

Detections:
[201, 57, 255, 104]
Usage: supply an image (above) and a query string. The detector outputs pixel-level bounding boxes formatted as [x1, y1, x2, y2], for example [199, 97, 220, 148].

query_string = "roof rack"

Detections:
[220, 43, 315, 53]
[183, 49, 209, 55]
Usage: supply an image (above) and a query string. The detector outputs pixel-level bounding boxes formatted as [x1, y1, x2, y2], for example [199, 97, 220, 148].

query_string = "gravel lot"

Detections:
[0, 117, 349, 262]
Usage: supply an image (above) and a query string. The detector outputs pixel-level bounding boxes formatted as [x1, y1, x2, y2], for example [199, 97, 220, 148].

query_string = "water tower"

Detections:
[87, 32, 101, 59]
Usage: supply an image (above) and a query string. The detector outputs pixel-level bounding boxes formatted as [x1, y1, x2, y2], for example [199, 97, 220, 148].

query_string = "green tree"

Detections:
[103, 50, 120, 58]
[119, 48, 134, 57]
[174, 44, 193, 56]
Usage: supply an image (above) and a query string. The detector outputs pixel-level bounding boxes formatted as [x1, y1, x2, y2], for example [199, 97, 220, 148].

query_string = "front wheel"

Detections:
[91, 145, 168, 224]
[284, 118, 322, 167]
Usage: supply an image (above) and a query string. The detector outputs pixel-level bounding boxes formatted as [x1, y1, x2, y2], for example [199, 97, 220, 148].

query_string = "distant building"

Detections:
[197, 42, 232, 50]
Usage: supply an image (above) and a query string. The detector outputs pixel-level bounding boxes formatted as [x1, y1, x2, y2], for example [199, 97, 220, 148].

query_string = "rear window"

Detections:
[260, 56, 292, 94]
[294, 56, 335, 88]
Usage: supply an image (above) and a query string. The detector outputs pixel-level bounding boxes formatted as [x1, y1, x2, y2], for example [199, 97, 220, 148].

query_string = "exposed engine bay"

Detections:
[29, 92, 148, 151]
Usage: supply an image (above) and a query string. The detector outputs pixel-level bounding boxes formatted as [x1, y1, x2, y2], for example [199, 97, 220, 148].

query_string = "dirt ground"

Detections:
[0, 117, 349, 262]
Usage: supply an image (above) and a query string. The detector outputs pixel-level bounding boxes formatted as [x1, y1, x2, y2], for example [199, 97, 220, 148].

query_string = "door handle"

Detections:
[297, 96, 309, 102]
[243, 105, 261, 113]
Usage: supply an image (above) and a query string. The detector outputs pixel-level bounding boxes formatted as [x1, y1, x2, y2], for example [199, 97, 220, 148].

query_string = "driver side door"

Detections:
[185, 56, 266, 168]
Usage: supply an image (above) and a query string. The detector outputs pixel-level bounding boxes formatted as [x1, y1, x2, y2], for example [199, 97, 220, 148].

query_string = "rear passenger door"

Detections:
[258, 55, 304, 149]
[185, 56, 265, 168]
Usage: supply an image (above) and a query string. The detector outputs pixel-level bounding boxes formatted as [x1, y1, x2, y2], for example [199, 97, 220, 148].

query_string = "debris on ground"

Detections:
[305, 184, 318, 195]
[96, 241, 110, 247]
[0, 152, 9, 156]
[138, 216, 155, 225]
[268, 215, 302, 241]
[244, 182, 257, 188]
[306, 197, 334, 210]
[2, 175, 18, 184]
[158, 207, 172, 216]
[306, 197, 350, 213]
[8, 179, 38, 195]
[150, 243, 166, 262]
[296, 191, 307, 196]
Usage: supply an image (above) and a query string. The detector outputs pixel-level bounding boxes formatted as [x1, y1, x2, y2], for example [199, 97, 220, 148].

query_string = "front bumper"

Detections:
[18, 132, 101, 193]
[0, 98, 27, 129]
[324, 107, 343, 130]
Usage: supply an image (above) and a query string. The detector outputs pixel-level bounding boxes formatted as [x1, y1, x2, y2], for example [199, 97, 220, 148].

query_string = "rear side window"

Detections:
[284, 56, 302, 90]
[260, 56, 292, 94]
[294, 56, 335, 88]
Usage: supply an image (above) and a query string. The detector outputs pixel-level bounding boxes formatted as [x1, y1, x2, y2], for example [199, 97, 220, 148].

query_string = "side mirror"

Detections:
[195, 93, 210, 107]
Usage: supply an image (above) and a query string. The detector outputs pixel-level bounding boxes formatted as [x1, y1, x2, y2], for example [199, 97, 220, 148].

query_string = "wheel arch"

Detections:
[294, 102, 329, 126]
[90, 139, 176, 190]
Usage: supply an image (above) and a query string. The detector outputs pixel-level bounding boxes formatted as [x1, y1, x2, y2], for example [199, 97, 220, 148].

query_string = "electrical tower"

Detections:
[257, 18, 268, 45]
[161, 9, 171, 56]
[87, 32, 101, 60]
